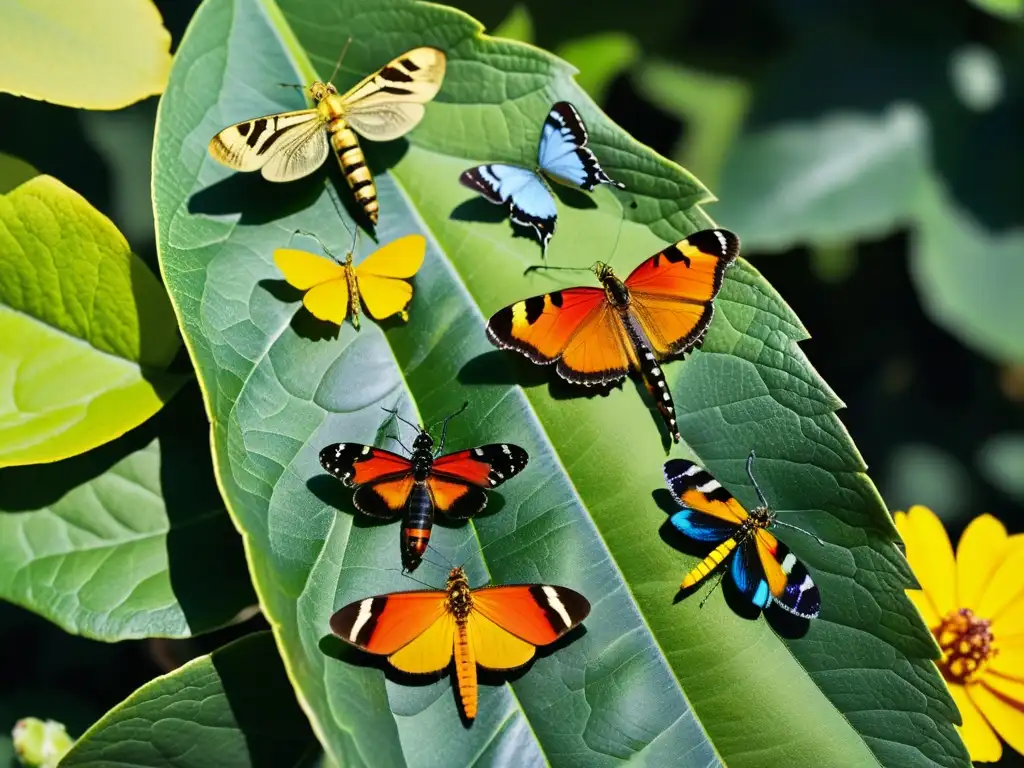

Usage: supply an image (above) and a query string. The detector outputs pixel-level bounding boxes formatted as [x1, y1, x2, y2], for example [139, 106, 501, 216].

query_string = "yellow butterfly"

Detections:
[209, 46, 446, 225]
[274, 232, 426, 329]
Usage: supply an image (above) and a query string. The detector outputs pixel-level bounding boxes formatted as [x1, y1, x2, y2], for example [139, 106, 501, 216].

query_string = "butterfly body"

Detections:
[319, 415, 528, 570]
[209, 47, 446, 224]
[274, 234, 425, 329]
[460, 102, 623, 253]
[664, 455, 822, 618]
[330, 566, 590, 720]
[487, 230, 739, 443]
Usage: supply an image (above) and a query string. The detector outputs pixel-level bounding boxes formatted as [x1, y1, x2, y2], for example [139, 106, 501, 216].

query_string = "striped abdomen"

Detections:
[400, 482, 433, 571]
[454, 621, 477, 719]
[681, 537, 737, 589]
[329, 120, 379, 224]
[622, 314, 681, 443]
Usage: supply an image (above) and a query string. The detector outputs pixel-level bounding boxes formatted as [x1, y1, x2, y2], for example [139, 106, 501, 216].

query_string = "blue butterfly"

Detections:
[459, 102, 624, 254]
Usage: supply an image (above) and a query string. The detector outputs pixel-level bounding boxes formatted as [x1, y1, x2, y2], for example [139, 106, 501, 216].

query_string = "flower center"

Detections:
[935, 608, 995, 683]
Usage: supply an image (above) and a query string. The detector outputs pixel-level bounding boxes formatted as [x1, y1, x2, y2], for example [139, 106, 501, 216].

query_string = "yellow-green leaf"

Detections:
[0, 175, 184, 467]
[0, 0, 172, 109]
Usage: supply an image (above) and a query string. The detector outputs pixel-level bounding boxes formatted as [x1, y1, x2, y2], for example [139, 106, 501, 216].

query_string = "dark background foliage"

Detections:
[0, 0, 1021, 764]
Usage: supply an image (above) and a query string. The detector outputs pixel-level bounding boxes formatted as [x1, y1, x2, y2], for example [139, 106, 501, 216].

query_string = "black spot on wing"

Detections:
[684, 229, 741, 263]
[246, 118, 268, 147]
[524, 296, 546, 325]
[400, 57, 420, 72]
[549, 291, 564, 308]
[379, 65, 414, 83]
[486, 306, 515, 346]
[528, 584, 591, 633]
[237, 123, 251, 137]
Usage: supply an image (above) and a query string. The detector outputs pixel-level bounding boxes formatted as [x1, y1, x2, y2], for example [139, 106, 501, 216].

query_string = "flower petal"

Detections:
[907, 586, 941, 629]
[971, 681, 1024, 759]
[983, 673, 1024, 704]
[950, 683, 1002, 762]
[957, 514, 1008, 610]
[989, 638, 1024, 681]
[894, 506, 957, 616]
[993, 597, 1024, 639]
[979, 545, 1024, 622]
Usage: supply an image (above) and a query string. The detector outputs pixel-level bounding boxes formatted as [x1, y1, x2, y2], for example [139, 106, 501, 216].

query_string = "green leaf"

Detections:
[153, 0, 967, 766]
[911, 178, 1024, 364]
[634, 60, 751, 190]
[712, 105, 930, 251]
[0, 0, 172, 110]
[0, 152, 40, 195]
[491, 3, 534, 43]
[61, 632, 319, 768]
[0, 384, 256, 640]
[0, 175, 184, 467]
[968, 0, 1024, 20]
[555, 33, 640, 104]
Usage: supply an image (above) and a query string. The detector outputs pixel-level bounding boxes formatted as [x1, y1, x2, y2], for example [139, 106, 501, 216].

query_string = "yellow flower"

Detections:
[895, 505, 1024, 763]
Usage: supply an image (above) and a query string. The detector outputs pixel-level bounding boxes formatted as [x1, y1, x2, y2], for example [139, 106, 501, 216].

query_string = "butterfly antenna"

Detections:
[698, 569, 727, 608]
[397, 569, 440, 589]
[380, 405, 422, 434]
[277, 83, 307, 91]
[773, 519, 827, 547]
[424, 542, 456, 569]
[291, 229, 336, 260]
[746, 449, 771, 510]
[604, 198, 630, 270]
[434, 401, 469, 455]
[328, 36, 354, 85]
[384, 434, 411, 454]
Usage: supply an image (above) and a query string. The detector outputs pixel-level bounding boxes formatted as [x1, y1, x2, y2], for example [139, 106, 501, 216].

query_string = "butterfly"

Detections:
[486, 229, 738, 444]
[663, 451, 822, 618]
[318, 405, 529, 571]
[274, 232, 425, 329]
[459, 102, 623, 253]
[209, 46, 446, 224]
[330, 565, 590, 721]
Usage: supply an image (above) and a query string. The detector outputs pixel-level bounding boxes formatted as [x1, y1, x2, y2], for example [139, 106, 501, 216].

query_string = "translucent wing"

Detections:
[459, 164, 557, 252]
[354, 235, 426, 321]
[537, 102, 623, 191]
[340, 47, 447, 141]
[208, 109, 329, 181]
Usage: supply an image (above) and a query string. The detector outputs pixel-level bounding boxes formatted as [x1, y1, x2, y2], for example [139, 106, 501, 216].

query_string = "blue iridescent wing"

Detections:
[537, 102, 624, 191]
[459, 164, 557, 252]
[731, 537, 772, 609]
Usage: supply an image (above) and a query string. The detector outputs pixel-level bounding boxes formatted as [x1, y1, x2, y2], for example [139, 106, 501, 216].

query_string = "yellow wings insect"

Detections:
[208, 46, 446, 223]
[274, 234, 426, 329]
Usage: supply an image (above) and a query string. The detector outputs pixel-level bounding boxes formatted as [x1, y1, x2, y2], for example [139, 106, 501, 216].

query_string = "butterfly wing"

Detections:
[274, 248, 350, 324]
[664, 459, 750, 589]
[209, 109, 329, 182]
[537, 102, 623, 191]
[319, 444, 414, 518]
[459, 164, 558, 252]
[756, 529, 820, 618]
[472, 584, 591, 648]
[486, 287, 632, 385]
[354, 234, 426, 321]
[731, 536, 773, 609]
[468, 612, 536, 671]
[624, 229, 739, 358]
[331, 589, 450, 661]
[427, 444, 530, 519]
[664, 459, 746, 542]
[340, 47, 447, 141]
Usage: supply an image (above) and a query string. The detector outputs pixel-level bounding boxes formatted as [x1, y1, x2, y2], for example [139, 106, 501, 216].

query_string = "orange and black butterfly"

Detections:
[318, 405, 528, 570]
[486, 229, 738, 443]
[664, 451, 822, 618]
[330, 565, 590, 721]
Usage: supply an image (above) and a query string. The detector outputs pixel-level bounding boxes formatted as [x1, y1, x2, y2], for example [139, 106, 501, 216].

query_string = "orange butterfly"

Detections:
[330, 566, 590, 721]
[486, 229, 738, 442]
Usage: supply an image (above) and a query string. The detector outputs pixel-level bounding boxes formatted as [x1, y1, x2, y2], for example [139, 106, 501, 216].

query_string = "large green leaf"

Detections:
[0, 175, 184, 467]
[61, 632, 319, 768]
[0, 384, 255, 640]
[153, 0, 967, 766]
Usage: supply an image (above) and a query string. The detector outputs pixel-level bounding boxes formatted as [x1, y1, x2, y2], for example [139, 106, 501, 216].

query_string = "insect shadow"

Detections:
[458, 350, 621, 401]
[188, 170, 323, 225]
[317, 623, 587, 727]
[654, 488, 812, 636]
[257, 279, 342, 343]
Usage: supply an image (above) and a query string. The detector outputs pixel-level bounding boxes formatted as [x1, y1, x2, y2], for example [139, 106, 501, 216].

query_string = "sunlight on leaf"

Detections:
[491, 3, 534, 43]
[556, 32, 640, 103]
[0, 175, 184, 466]
[0, 0, 172, 110]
